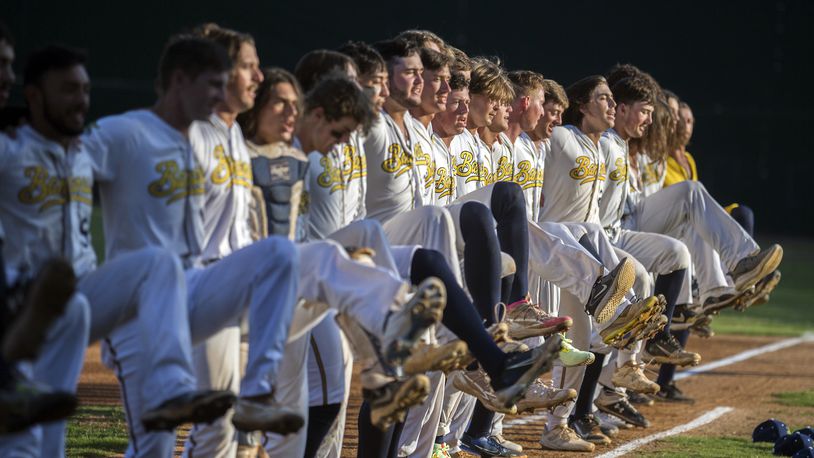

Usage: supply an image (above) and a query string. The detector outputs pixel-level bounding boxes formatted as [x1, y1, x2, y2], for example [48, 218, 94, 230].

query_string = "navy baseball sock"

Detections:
[305, 403, 341, 458]
[491, 182, 530, 303]
[574, 352, 606, 418]
[657, 330, 690, 386]
[730, 204, 755, 237]
[357, 400, 402, 458]
[654, 268, 688, 338]
[465, 401, 495, 439]
[410, 249, 506, 379]
[458, 202, 502, 322]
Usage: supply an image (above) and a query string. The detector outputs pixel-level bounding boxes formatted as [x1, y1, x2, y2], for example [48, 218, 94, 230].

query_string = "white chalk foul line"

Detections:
[504, 334, 814, 431]
[675, 333, 814, 381]
[594, 406, 734, 458]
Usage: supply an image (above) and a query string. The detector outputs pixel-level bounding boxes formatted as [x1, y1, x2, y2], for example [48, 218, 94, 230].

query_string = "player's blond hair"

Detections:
[396, 29, 448, 54]
[507, 70, 545, 98]
[470, 58, 514, 104]
[542, 79, 569, 110]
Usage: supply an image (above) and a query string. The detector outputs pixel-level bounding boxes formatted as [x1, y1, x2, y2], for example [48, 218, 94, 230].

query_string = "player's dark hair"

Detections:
[238, 67, 303, 139]
[419, 48, 452, 72]
[542, 79, 569, 110]
[606, 63, 642, 88]
[157, 35, 232, 92]
[395, 29, 447, 52]
[449, 73, 469, 91]
[373, 38, 420, 69]
[23, 44, 87, 87]
[295, 49, 358, 93]
[0, 21, 14, 46]
[562, 75, 607, 126]
[611, 76, 657, 106]
[305, 72, 376, 134]
[337, 41, 385, 76]
[193, 23, 255, 63]
[448, 46, 471, 74]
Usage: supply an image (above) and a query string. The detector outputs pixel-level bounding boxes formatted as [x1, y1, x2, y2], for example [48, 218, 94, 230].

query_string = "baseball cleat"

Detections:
[569, 414, 612, 445]
[628, 392, 654, 406]
[731, 244, 783, 291]
[460, 433, 525, 457]
[365, 374, 430, 430]
[0, 377, 77, 434]
[701, 291, 742, 315]
[142, 389, 236, 431]
[735, 270, 781, 311]
[643, 333, 701, 366]
[506, 299, 572, 339]
[654, 381, 694, 403]
[539, 424, 595, 452]
[3, 258, 76, 362]
[586, 257, 636, 323]
[612, 362, 660, 394]
[403, 340, 470, 375]
[451, 369, 518, 415]
[515, 378, 577, 413]
[600, 295, 664, 348]
[383, 277, 446, 367]
[557, 336, 595, 367]
[231, 398, 305, 434]
[492, 334, 564, 409]
[595, 391, 650, 428]
[490, 433, 524, 454]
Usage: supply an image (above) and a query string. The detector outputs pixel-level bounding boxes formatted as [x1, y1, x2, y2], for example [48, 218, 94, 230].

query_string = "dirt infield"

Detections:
[77, 334, 814, 457]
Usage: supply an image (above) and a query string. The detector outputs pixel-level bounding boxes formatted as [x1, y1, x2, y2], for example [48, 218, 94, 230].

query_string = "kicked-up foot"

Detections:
[600, 296, 665, 348]
[643, 333, 701, 366]
[363, 372, 430, 430]
[382, 277, 447, 366]
[731, 244, 783, 291]
[142, 389, 236, 431]
[586, 257, 636, 323]
[403, 340, 470, 375]
[0, 376, 77, 434]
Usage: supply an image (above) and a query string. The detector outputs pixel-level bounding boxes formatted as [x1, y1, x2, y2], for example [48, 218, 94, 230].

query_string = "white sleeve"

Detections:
[83, 117, 127, 183]
[361, 114, 386, 166]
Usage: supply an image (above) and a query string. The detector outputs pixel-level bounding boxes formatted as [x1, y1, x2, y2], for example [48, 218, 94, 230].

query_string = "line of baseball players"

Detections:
[0, 21, 782, 458]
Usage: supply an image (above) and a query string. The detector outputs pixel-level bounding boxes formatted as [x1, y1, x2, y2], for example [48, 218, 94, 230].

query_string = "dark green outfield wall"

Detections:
[4, 0, 813, 234]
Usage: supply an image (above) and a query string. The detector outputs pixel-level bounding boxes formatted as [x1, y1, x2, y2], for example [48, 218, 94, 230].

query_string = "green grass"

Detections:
[712, 237, 814, 337]
[639, 436, 775, 457]
[773, 389, 814, 408]
[66, 405, 128, 457]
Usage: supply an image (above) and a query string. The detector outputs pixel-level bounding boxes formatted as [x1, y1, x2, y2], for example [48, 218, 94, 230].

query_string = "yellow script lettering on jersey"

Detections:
[148, 160, 206, 205]
[609, 157, 627, 183]
[210, 145, 253, 188]
[413, 143, 436, 190]
[569, 156, 607, 185]
[317, 143, 366, 193]
[18, 166, 93, 212]
[515, 160, 543, 190]
[493, 156, 514, 183]
[382, 143, 413, 177]
[434, 167, 455, 199]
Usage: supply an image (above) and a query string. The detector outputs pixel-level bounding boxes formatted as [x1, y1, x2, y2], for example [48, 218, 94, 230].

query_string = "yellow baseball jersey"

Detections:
[664, 151, 698, 187]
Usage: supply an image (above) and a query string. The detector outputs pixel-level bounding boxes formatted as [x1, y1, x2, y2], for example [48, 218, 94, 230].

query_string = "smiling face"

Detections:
[468, 93, 497, 129]
[388, 53, 423, 108]
[535, 100, 564, 139]
[256, 81, 300, 144]
[488, 100, 511, 133]
[225, 42, 263, 113]
[580, 82, 616, 133]
[418, 65, 451, 114]
[520, 88, 545, 132]
[27, 64, 90, 137]
[616, 100, 654, 140]
[433, 87, 469, 137]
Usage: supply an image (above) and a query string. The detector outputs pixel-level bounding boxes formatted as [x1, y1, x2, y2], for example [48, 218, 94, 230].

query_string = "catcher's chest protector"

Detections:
[251, 155, 309, 241]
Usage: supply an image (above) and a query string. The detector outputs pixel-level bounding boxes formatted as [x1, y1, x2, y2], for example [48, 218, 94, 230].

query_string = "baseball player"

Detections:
[0, 25, 80, 438]
[0, 44, 244, 457]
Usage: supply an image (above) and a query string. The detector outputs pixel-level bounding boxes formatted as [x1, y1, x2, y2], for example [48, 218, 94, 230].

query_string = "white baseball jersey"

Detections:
[0, 126, 96, 277]
[408, 116, 437, 206]
[86, 109, 205, 266]
[429, 134, 457, 206]
[190, 114, 254, 260]
[363, 111, 423, 222]
[638, 153, 666, 197]
[598, 128, 631, 234]
[489, 132, 515, 184]
[539, 125, 606, 224]
[451, 129, 493, 197]
[513, 132, 545, 221]
[307, 133, 367, 240]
